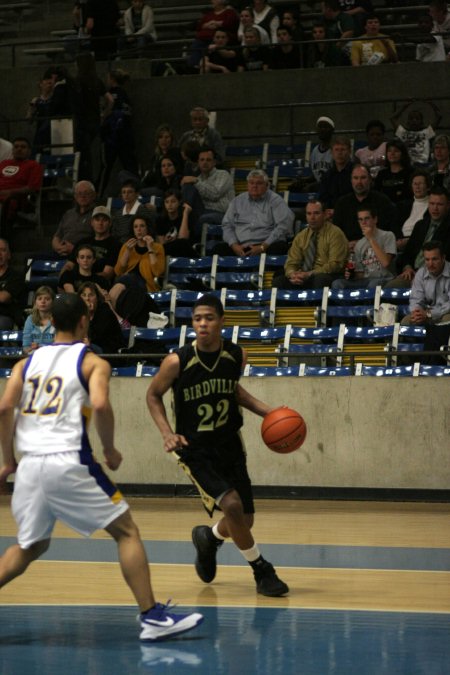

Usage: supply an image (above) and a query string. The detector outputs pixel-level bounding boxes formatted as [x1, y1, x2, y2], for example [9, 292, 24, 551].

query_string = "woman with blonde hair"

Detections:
[22, 286, 55, 354]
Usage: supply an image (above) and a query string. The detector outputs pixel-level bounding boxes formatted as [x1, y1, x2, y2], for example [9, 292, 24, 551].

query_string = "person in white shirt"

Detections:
[397, 170, 431, 251]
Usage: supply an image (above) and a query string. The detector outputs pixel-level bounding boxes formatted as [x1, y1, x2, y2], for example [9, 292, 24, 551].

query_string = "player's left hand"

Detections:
[103, 448, 123, 470]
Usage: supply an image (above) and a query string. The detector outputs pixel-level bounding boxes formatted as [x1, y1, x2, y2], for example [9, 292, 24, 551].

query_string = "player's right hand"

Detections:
[103, 448, 123, 470]
[163, 433, 189, 454]
[0, 461, 17, 488]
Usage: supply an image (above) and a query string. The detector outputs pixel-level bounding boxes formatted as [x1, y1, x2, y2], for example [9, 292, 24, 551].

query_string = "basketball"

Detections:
[261, 407, 307, 454]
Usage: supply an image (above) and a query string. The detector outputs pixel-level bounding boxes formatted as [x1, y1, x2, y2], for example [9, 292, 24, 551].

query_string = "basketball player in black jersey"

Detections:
[147, 294, 289, 597]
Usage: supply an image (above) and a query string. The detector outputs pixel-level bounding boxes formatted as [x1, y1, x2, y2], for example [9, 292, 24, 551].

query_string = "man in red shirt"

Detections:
[0, 137, 43, 240]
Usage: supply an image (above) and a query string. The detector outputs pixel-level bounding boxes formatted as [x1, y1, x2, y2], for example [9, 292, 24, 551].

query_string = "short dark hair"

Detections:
[429, 185, 450, 199]
[410, 168, 431, 189]
[75, 244, 96, 258]
[12, 136, 31, 148]
[198, 146, 216, 159]
[52, 293, 88, 332]
[120, 178, 139, 191]
[277, 25, 293, 36]
[193, 294, 224, 317]
[357, 205, 377, 218]
[422, 240, 444, 255]
[365, 119, 385, 134]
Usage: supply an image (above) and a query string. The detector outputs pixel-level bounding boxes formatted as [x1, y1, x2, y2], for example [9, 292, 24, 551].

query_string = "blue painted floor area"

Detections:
[1, 605, 449, 675]
[1, 536, 450, 571]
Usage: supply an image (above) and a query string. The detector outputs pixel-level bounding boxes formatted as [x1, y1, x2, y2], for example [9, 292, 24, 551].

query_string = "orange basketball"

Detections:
[261, 407, 307, 454]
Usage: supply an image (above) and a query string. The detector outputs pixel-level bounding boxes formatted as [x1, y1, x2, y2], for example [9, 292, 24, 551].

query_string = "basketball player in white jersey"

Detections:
[0, 293, 203, 641]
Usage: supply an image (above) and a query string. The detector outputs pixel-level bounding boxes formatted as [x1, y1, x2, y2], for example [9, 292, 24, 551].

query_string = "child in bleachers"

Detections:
[391, 101, 441, 166]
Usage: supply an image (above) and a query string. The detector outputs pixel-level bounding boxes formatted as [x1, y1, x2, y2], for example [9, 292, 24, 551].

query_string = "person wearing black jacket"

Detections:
[385, 186, 450, 287]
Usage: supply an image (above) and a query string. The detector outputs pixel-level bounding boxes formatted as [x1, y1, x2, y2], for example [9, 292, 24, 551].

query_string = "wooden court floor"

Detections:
[1, 496, 450, 674]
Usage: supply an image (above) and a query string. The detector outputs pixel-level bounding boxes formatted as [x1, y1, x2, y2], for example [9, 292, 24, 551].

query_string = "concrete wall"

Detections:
[1, 62, 449, 169]
[2, 376, 446, 490]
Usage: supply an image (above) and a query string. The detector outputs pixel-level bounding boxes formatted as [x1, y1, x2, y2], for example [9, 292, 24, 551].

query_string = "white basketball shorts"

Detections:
[12, 451, 129, 549]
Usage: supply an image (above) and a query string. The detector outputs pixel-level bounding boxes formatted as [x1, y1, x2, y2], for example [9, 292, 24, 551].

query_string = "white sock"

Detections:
[239, 544, 261, 563]
[212, 523, 226, 540]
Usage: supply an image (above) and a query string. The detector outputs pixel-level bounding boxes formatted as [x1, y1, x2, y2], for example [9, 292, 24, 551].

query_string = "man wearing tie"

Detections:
[273, 199, 348, 289]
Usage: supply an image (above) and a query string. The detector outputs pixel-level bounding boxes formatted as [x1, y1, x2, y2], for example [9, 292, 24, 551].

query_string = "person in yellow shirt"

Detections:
[351, 15, 398, 65]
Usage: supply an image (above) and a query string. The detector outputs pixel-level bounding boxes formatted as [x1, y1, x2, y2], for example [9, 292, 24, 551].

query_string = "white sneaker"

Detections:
[139, 602, 203, 641]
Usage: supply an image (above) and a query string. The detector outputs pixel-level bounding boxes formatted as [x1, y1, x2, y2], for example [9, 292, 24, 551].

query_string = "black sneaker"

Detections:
[191, 525, 223, 583]
[253, 560, 289, 597]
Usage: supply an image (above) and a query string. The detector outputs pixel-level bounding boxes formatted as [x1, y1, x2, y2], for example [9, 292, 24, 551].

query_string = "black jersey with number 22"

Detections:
[172, 339, 244, 446]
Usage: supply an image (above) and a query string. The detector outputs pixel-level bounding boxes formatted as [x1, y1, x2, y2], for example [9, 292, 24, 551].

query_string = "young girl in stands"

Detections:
[156, 189, 197, 257]
[22, 286, 55, 354]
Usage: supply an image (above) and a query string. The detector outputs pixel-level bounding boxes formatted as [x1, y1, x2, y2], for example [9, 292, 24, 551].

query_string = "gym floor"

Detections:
[1, 496, 449, 674]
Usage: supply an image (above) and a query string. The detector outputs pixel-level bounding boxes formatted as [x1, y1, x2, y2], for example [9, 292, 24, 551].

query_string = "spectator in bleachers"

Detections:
[52, 180, 97, 257]
[237, 27, 271, 71]
[338, 0, 373, 35]
[401, 240, 450, 325]
[269, 26, 302, 69]
[310, 116, 335, 184]
[318, 136, 354, 210]
[331, 206, 396, 288]
[354, 119, 386, 177]
[142, 156, 182, 200]
[333, 164, 399, 248]
[391, 100, 441, 166]
[429, 0, 450, 51]
[321, 0, 355, 63]
[238, 6, 270, 44]
[112, 214, 165, 295]
[78, 281, 125, 354]
[62, 206, 121, 283]
[22, 286, 55, 355]
[112, 179, 152, 243]
[180, 140, 201, 178]
[414, 13, 446, 62]
[273, 199, 348, 289]
[72, 53, 110, 182]
[281, 9, 305, 44]
[252, 0, 280, 43]
[0, 238, 25, 330]
[201, 28, 239, 73]
[84, 0, 121, 59]
[429, 134, 450, 190]
[216, 169, 294, 256]
[385, 186, 450, 288]
[156, 190, 197, 257]
[140, 124, 183, 192]
[396, 169, 431, 252]
[27, 75, 55, 154]
[44, 66, 74, 118]
[178, 107, 225, 166]
[306, 21, 346, 67]
[351, 14, 398, 66]
[180, 147, 234, 240]
[98, 68, 139, 196]
[374, 139, 413, 204]
[0, 138, 43, 242]
[120, 0, 157, 55]
[0, 139, 12, 163]
[187, 0, 239, 69]
[59, 244, 110, 293]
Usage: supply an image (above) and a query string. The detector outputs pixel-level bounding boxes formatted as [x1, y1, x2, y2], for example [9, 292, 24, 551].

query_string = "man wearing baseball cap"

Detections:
[60, 205, 121, 282]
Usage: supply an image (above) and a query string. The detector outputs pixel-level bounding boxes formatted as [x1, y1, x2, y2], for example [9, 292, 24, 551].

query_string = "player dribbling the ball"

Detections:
[147, 294, 289, 597]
